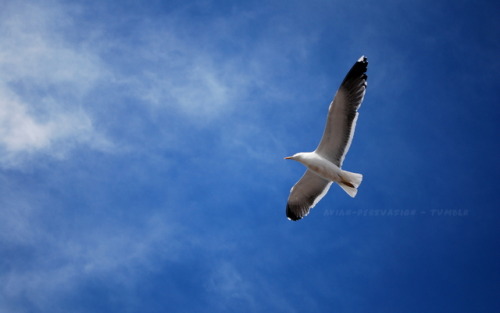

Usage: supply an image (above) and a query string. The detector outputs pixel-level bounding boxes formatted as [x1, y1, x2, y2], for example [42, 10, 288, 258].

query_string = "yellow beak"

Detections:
[284, 156, 292, 159]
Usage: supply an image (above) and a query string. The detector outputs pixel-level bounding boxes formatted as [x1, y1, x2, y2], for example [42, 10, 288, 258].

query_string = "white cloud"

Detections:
[0, 90, 53, 152]
[136, 57, 235, 119]
[108, 26, 257, 123]
[0, 1, 112, 168]
[0, 86, 109, 163]
[0, 89, 111, 168]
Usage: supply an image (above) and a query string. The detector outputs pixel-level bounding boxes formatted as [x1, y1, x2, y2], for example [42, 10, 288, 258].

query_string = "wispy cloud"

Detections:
[1, 0, 322, 170]
[0, 209, 183, 312]
[0, 86, 109, 167]
[206, 261, 257, 310]
[0, 1, 112, 168]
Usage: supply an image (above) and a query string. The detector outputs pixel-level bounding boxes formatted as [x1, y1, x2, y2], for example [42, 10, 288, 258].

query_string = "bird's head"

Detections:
[284, 153, 304, 161]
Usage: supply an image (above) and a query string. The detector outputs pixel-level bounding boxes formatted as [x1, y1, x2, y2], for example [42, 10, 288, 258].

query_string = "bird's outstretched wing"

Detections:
[286, 170, 332, 221]
[315, 56, 368, 166]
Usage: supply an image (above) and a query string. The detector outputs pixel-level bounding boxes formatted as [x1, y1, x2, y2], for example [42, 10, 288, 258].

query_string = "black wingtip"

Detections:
[286, 204, 305, 221]
[341, 56, 368, 87]
[286, 208, 301, 221]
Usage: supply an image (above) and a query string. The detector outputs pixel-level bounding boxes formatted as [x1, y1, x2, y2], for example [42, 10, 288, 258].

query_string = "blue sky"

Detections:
[1, 0, 499, 312]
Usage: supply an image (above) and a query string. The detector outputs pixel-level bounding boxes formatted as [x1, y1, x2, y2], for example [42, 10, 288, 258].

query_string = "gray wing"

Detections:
[286, 170, 333, 221]
[315, 56, 368, 166]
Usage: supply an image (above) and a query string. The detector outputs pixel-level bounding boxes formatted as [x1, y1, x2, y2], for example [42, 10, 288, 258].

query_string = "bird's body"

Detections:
[286, 152, 343, 183]
[285, 151, 362, 198]
[285, 56, 368, 221]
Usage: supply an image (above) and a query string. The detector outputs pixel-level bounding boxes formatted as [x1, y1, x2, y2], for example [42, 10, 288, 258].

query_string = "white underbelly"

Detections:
[307, 160, 342, 182]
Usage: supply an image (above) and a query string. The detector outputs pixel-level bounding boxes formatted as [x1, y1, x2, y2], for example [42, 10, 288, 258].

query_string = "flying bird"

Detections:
[284, 56, 368, 221]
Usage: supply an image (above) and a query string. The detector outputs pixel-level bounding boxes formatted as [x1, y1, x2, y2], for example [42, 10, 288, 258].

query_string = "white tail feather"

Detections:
[338, 183, 358, 197]
[338, 170, 363, 198]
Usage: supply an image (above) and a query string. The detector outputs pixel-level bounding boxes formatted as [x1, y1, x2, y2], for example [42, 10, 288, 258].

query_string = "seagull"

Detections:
[284, 56, 368, 221]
